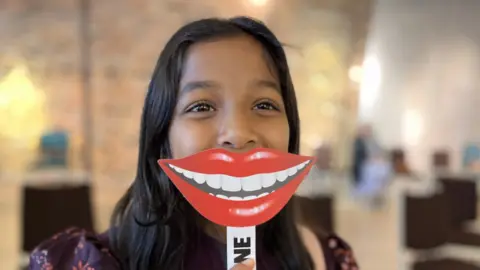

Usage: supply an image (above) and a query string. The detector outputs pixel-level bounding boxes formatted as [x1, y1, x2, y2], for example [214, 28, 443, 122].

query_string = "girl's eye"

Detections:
[186, 102, 215, 113]
[254, 101, 279, 111]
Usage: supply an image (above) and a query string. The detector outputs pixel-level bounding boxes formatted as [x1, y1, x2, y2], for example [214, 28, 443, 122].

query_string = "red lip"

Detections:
[158, 148, 315, 227]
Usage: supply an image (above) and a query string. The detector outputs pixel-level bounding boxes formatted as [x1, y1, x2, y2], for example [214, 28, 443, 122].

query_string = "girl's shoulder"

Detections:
[299, 225, 359, 270]
[321, 233, 359, 270]
[29, 227, 120, 270]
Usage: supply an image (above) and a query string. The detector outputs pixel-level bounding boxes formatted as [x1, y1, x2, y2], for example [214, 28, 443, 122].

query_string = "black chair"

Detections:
[405, 193, 480, 270]
[314, 145, 332, 171]
[21, 183, 95, 252]
[413, 259, 480, 270]
[438, 177, 480, 246]
[293, 195, 334, 235]
[391, 148, 411, 175]
[405, 193, 450, 250]
[439, 177, 477, 227]
[432, 150, 450, 171]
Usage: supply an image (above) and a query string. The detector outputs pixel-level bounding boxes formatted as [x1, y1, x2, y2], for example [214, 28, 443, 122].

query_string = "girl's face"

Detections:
[169, 35, 290, 158]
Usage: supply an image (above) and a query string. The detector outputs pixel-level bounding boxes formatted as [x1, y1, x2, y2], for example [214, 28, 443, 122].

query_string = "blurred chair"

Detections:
[413, 260, 480, 270]
[404, 193, 480, 270]
[296, 144, 335, 198]
[405, 193, 450, 250]
[439, 177, 480, 246]
[432, 150, 450, 172]
[294, 145, 335, 235]
[439, 177, 477, 227]
[21, 183, 95, 252]
[314, 145, 332, 171]
[294, 195, 334, 235]
[391, 148, 411, 176]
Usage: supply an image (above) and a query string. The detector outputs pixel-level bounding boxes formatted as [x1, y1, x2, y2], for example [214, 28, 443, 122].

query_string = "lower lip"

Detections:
[166, 165, 312, 227]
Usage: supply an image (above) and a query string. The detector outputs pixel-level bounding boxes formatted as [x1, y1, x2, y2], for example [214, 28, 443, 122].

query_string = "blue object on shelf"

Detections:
[39, 130, 69, 168]
[463, 143, 480, 168]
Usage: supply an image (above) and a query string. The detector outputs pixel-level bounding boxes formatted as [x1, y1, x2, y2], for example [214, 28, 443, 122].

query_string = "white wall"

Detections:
[360, 0, 480, 172]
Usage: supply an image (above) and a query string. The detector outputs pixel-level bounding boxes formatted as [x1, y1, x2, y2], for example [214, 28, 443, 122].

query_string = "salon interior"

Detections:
[2, 0, 480, 269]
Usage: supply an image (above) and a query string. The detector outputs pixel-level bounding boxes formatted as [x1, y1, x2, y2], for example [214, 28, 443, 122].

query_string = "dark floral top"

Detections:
[30, 227, 358, 270]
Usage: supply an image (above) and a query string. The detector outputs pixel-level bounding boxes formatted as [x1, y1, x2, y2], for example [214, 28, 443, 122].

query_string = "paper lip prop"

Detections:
[158, 148, 316, 227]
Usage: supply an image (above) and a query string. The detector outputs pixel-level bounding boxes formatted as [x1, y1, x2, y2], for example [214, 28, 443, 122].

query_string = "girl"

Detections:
[30, 16, 358, 270]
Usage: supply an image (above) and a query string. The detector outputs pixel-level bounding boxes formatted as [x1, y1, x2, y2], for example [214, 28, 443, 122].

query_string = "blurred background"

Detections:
[2, 0, 480, 269]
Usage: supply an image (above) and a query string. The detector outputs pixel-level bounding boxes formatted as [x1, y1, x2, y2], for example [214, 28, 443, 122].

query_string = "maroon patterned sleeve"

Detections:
[325, 234, 359, 270]
[29, 227, 120, 270]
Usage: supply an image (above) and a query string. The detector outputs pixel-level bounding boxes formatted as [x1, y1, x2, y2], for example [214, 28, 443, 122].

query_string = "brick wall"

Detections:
[0, 0, 363, 183]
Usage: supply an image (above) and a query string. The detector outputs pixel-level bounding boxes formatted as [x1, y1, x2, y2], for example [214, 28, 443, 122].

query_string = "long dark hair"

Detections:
[109, 16, 314, 270]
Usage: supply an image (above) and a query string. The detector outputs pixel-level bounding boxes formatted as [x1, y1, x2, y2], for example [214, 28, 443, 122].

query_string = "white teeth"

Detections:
[171, 165, 184, 173]
[210, 193, 270, 201]
[173, 160, 309, 200]
[193, 172, 206, 184]
[242, 175, 262, 191]
[287, 167, 297, 176]
[297, 162, 306, 170]
[258, 192, 269, 198]
[276, 170, 288, 182]
[261, 173, 276, 188]
[183, 170, 193, 179]
[206, 175, 222, 189]
[221, 175, 242, 192]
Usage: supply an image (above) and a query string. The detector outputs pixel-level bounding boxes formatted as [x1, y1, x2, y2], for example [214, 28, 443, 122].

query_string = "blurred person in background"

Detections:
[29, 17, 358, 270]
[352, 124, 392, 209]
[352, 125, 368, 187]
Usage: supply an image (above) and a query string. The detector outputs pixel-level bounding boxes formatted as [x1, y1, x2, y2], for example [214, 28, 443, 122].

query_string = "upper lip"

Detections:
[166, 148, 312, 177]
